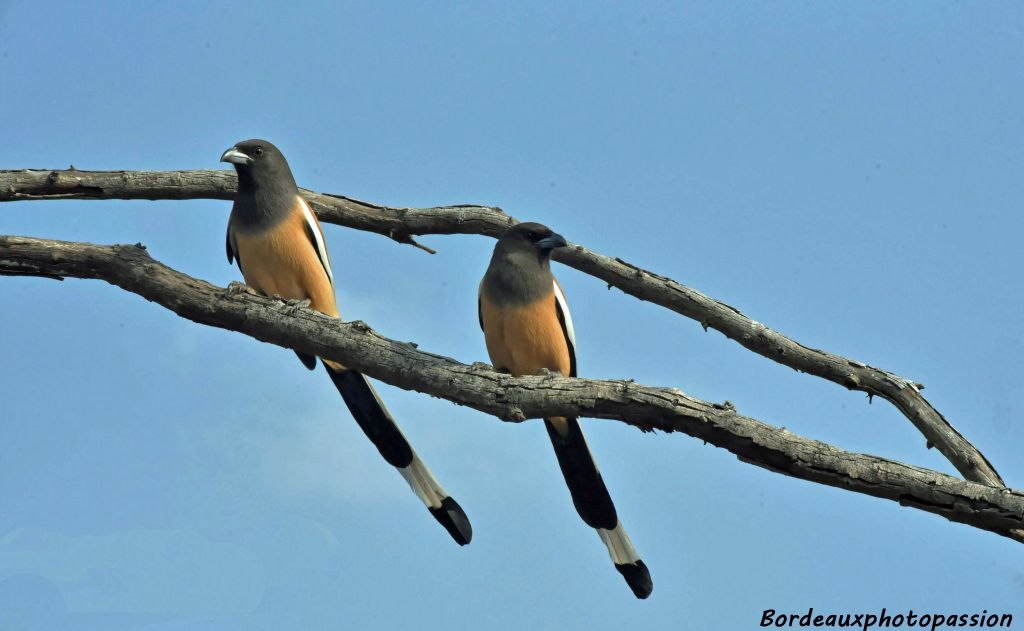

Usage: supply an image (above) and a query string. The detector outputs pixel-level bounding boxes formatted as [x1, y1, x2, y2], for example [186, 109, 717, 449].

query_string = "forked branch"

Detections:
[0, 234, 1021, 543]
[0, 168, 1003, 486]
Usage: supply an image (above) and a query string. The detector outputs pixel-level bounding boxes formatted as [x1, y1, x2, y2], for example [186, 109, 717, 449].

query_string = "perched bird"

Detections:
[221, 139, 472, 545]
[478, 222, 653, 599]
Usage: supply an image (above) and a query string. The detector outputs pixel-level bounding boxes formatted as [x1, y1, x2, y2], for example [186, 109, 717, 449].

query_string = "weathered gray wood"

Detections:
[1, 234, 1020, 542]
[0, 168, 1003, 487]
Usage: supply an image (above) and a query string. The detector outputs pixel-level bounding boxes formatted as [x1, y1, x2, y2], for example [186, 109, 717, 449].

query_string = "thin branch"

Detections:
[0, 168, 1002, 487]
[1, 234, 1021, 543]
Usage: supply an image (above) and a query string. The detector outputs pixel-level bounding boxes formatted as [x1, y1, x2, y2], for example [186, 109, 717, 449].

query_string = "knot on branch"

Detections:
[348, 320, 373, 333]
[503, 407, 527, 423]
[713, 400, 736, 412]
[110, 243, 151, 266]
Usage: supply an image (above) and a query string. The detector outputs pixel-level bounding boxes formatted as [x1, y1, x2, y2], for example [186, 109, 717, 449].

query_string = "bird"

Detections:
[477, 221, 653, 599]
[220, 138, 472, 546]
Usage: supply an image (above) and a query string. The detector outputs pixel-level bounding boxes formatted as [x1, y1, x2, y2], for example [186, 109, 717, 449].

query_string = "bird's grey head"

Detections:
[221, 139, 299, 226]
[483, 222, 569, 305]
[220, 138, 298, 192]
[494, 222, 569, 261]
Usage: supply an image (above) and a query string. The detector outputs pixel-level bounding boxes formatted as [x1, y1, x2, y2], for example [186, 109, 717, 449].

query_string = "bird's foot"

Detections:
[283, 296, 312, 309]
[223, 281, 257, 297]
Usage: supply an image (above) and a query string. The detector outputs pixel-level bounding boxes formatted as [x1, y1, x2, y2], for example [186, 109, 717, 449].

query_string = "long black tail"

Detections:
[545, 417, 652, 599]
[325, 363, 472, 546]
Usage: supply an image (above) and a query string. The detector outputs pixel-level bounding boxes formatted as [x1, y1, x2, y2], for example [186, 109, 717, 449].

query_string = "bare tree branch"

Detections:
[1, 234, 1021, 544]
[0, 168, 1003, 487]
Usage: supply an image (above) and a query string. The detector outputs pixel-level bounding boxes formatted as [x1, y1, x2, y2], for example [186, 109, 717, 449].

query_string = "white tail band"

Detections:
[597, 522, 641, 565]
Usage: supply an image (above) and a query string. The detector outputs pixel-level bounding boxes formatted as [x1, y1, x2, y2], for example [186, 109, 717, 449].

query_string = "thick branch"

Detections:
[1, 234, 1021, 543]
[0, 168, 1002, 487]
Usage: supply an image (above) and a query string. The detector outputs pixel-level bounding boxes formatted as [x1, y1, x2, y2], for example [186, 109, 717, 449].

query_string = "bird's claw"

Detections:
[284, 296, 312, 309]
[224, 281, 256, 297]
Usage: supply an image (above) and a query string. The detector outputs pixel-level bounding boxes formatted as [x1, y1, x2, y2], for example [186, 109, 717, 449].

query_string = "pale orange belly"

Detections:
[233, 215, 339, 318]
[480, 291, 571, 378]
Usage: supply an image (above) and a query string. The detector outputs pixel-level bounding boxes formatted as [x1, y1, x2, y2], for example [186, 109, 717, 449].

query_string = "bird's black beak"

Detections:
[536, 232, 568, 250]
[220, 146, 253, 166]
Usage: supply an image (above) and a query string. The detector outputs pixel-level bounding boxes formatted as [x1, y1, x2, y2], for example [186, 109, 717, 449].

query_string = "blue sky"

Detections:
[2, 2, 1023, 629]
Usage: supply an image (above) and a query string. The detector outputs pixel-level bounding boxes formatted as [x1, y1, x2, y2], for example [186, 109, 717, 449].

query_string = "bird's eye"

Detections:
[254, 146, 264, 156]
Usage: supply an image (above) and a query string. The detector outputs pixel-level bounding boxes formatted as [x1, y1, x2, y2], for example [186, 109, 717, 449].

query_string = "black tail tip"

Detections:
[615, 560, 653, 599]
[429, 496, 473, 546]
